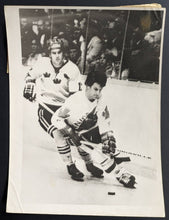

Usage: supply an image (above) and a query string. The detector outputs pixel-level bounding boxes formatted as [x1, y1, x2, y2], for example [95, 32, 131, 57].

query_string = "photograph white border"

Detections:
[5, 5, 166, 217]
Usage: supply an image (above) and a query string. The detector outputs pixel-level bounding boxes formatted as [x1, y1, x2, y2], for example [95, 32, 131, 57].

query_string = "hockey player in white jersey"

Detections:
[23, 37, 105, 182]
[51, 70, 136, 187]
[23, 37, 82, 136]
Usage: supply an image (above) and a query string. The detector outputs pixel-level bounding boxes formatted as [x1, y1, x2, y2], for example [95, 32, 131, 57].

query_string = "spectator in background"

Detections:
[20, 9, 162, 83]
[101, 28, 123, 79]
[24, 39, 43, 67]
[20, 17, 32, 62]
[58, 31, 69, 49]
[78, 20, 103, 75]
[69, 42, 81, 64]
[122, 11, 162, 82]
[71, 27, 82, 47]
[144, 29, 161, 44]
[32, 19, 45, 50]
[91, 52, 115, 78]
[40, 19, 51, 56]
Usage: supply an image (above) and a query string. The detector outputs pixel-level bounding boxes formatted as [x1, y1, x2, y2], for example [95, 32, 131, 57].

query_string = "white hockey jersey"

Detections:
[52, 90, 111, 135]
[26, 57, 82, 106]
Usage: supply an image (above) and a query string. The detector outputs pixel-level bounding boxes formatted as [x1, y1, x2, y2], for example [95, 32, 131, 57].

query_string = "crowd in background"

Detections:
[20, 9, 163, 83]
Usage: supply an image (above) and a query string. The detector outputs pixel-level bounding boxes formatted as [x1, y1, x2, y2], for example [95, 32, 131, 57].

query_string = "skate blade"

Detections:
[71, 176, 84, 182]
[91, 174, 104, 179]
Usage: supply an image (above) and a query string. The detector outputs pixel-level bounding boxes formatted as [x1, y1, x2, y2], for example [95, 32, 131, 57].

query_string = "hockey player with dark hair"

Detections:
[23, 37, 82, 137]
[51, 70, 136, 188]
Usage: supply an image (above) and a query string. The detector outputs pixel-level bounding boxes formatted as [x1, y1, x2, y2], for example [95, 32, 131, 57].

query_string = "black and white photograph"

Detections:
[5, 5, 165, 216]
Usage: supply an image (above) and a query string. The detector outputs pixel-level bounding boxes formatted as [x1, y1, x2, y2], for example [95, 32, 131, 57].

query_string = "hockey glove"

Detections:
[115, 167, 136, 188]
[23, 80, 36, 102]
[101, 131, 116, 155]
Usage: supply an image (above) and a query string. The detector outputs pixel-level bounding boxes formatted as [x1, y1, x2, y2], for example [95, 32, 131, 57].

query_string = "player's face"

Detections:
[86, 83, 102, 102]
[50, 48, 64, 68]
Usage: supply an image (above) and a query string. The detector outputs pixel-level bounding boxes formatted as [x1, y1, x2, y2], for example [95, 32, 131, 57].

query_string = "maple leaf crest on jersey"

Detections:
[52, 90, 112, 136]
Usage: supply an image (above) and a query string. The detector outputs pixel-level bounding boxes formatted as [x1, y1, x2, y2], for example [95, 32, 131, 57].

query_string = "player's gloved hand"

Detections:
[23, 81, 36, 102]
[115, 167, 136, 188]
[101, 131, 116, 155]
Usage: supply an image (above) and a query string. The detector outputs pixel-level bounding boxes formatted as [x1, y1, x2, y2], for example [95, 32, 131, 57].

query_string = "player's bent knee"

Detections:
[52, 129, 68, 146]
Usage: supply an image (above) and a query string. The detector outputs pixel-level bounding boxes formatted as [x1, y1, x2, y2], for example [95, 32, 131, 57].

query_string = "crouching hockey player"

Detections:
[51, 70, 136, 188]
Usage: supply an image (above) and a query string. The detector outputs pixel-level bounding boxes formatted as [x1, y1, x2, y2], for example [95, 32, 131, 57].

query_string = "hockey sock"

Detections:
[57, 144, 73, 166]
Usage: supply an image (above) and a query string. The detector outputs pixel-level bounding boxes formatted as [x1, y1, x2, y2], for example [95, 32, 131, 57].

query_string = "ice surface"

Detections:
[21, 79, 161, 207]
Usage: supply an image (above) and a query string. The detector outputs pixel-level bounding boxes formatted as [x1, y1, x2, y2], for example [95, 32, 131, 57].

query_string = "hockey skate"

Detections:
[67, 163, 84, 181]
[86, 162, 104, 178]
[115, 167, 136, 188]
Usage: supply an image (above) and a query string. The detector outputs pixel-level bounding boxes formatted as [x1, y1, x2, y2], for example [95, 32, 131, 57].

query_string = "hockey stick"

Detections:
[38, 100, 149, 161]
[80, 140, 151, 160]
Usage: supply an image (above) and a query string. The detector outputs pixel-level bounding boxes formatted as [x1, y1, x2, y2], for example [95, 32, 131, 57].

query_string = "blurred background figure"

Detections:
[19, 8, 163, 83]
[144, 29, 161, 44]
[78, 20, 103, 75]
[24, 39, 43, 67]
[20, 16, 32, 62]
[69, 42, 80, 64]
